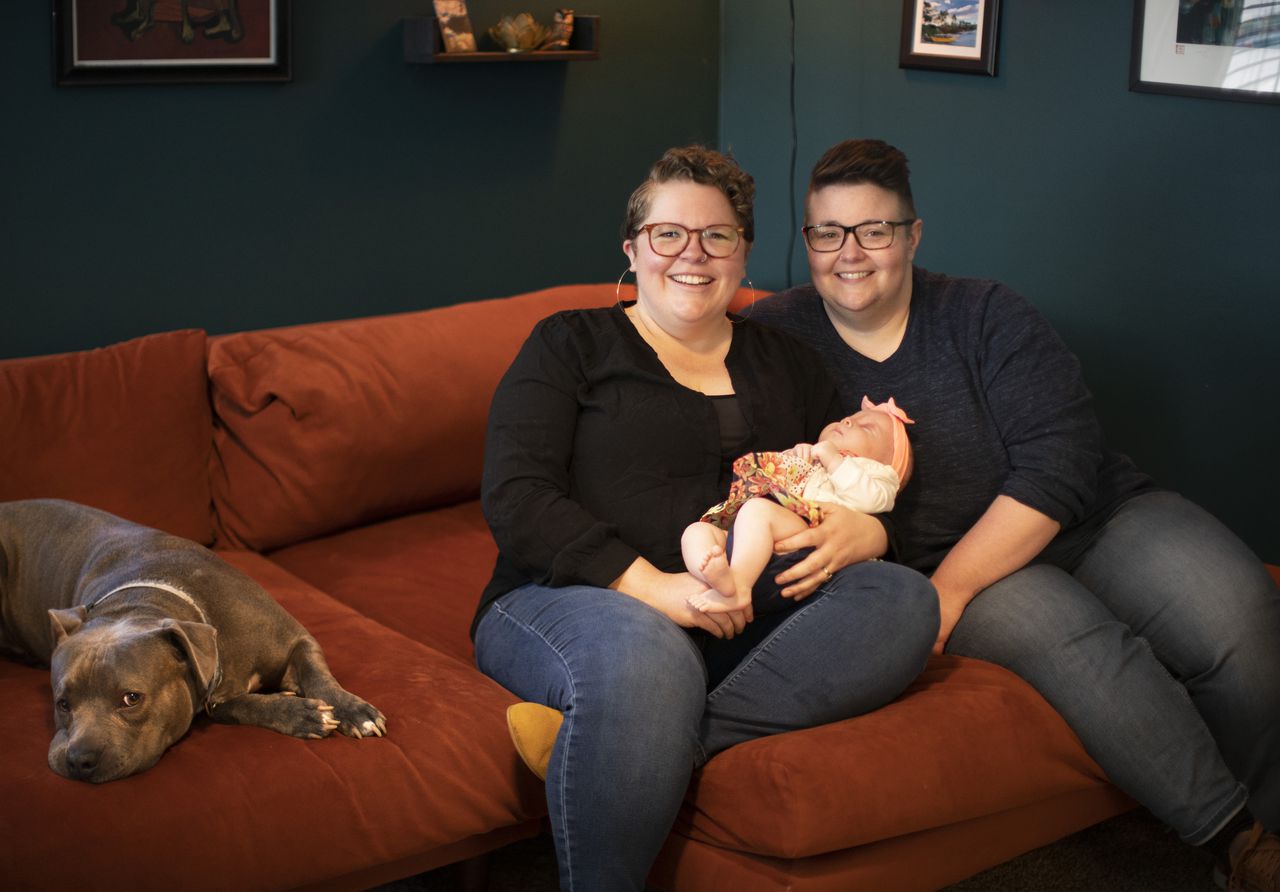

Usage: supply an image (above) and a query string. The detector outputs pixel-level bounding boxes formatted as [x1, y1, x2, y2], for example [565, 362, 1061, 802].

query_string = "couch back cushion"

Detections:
[208, 284, 628, 551]
[0, 330, 214, 543]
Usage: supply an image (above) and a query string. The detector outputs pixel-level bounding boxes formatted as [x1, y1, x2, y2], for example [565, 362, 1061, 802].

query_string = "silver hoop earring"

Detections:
[616, 267, 633, 303]
[734, 276, 757, 321]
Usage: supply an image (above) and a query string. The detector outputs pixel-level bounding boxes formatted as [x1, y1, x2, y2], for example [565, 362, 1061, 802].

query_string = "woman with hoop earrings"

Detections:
[471, 144, 938, 891]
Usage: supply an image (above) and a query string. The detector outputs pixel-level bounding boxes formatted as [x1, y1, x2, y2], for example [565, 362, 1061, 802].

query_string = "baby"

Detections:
[682, 396, 914, 615]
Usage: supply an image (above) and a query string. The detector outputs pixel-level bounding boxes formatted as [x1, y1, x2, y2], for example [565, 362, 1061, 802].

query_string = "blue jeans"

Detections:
[474, 559, 938, 892]
[946, 491, 1280, 843]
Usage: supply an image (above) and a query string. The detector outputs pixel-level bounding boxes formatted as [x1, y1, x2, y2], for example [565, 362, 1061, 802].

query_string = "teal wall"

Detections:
[0, 1, 719, 357]
[722, 1, 1279, 561]
[2, 1, 1276, 561]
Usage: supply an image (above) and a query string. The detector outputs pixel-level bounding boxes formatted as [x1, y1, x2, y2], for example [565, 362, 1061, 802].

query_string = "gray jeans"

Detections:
[947, 491, 1280, 842]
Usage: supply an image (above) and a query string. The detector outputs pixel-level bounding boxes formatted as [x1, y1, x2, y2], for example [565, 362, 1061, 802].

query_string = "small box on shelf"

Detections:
[404, 14, 599, 64]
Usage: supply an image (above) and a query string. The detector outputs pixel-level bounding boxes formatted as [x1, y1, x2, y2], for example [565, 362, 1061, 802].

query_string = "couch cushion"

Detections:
[676, 654, 1115, 859]
[269, 506, 1121, 865]
[655, 782, 1133, 892]
[0, 330, 213, 543]
[207, 284, 627, 552]
[208, 284, 763, 553]
[269, 500, 495, 663]
[0, 550, 544, 892]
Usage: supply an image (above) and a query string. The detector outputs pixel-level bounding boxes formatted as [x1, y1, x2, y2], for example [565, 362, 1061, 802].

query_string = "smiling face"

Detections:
[805, 182, 921, 324]
[623, 180, 748, 332]
[818, 408, 896, 466]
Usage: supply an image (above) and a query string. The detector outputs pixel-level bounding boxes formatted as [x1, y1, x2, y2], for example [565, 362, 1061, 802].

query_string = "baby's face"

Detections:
[818, 410, 895, 465]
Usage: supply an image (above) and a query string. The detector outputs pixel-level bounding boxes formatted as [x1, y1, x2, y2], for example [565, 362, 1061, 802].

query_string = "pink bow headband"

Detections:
[860, 395, 915, 484]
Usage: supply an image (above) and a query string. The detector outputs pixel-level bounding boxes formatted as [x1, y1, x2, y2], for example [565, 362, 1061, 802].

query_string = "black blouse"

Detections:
[472, 303, 842, 636]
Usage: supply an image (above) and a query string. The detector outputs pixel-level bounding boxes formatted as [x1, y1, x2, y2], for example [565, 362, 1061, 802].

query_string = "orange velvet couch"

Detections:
[5, 284, 1269, 891]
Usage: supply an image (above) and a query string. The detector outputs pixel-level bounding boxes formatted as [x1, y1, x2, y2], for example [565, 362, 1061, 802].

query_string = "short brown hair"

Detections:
[622, 145, 755, 243]
[809, 139, 916, 217]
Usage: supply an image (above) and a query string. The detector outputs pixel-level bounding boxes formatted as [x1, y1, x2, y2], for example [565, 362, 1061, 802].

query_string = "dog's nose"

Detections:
[67, 745, 102, 779]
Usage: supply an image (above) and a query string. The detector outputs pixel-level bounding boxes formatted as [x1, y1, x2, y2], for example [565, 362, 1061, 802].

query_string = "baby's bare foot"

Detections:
[697, 546, 737, 603]
[689, 588, 751, 615]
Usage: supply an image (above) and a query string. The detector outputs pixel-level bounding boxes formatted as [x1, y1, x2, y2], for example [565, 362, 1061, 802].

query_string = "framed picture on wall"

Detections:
[53, 0, 291, 85]
[1130, 0, 1280, 105]
[899, 0, 1001, 76]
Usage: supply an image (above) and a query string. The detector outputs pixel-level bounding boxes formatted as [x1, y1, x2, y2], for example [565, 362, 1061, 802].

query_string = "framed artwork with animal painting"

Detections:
[53, 0, 291, 85]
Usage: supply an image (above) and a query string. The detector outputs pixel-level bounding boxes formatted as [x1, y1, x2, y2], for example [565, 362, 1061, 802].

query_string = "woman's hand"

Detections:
[931, 581, 972, 654]
[612, 559, 752, 639]
[770, 504, 888, 601]
[927, 495, 1062, 654]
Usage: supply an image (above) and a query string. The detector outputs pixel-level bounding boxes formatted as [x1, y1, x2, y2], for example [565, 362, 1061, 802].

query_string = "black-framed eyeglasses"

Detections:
[802, 219, 916, 252]
[637, 222, 745, 258]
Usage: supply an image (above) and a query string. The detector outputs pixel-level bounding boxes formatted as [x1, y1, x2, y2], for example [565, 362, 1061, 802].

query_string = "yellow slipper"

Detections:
[506, 702, 564, 780]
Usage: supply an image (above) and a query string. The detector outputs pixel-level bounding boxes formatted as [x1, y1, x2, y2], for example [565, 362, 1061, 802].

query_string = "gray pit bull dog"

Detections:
[0, 499, 386, 783]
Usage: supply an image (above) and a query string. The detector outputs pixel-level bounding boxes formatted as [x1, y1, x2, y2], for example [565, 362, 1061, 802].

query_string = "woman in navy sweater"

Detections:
[752, 138, 1280, 889]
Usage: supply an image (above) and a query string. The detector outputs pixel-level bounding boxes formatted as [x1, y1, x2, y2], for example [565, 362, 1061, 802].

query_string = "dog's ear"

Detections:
[48, 606, 88, 646]
[157, 619, 220, 702]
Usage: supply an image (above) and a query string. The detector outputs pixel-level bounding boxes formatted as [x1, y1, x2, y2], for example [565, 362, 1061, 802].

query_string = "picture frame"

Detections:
[432, 0, 477, 53]
[899, 0, 1000, 76]
[53, 0, 291, 86]
[1130, 0, 1280, 105]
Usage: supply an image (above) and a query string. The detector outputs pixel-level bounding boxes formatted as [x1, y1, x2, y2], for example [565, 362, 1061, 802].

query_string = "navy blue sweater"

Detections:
[751, 269, 1153, 573]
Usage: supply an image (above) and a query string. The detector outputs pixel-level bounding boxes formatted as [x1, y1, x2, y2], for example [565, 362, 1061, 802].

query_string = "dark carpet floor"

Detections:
[377, 807, 1221, 891]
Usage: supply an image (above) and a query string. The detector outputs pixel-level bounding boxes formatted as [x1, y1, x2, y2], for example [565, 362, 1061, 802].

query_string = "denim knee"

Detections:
[886, 562, 941, 637]
[698, 560, 936, 758]
[477, 585, 708, 732]
[880, 562, 938, 674]
[946, 564, 1112, 668]
[564, 608, 708, 728]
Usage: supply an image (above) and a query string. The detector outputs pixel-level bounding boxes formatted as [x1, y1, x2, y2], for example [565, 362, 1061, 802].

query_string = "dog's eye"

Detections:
[121, 692, 144, 708]
[55, 698, 70, 712]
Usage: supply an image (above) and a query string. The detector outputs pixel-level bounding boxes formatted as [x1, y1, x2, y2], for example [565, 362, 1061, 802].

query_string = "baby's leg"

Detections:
[682, 521, 736, 602]
[689, 498, 810, 614]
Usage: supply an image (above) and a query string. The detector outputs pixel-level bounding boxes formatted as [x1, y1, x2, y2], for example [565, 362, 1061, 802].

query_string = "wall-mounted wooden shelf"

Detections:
[404, 15, 599, 64]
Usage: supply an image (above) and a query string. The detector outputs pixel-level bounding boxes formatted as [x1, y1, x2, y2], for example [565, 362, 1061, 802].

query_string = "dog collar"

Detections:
[88, 580, 221, 712]
[90, 580, 211, 625]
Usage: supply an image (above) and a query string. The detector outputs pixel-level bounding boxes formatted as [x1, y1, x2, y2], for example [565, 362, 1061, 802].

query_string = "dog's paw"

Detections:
[273, 695, 342, 739]
[328, 692, 387, 739]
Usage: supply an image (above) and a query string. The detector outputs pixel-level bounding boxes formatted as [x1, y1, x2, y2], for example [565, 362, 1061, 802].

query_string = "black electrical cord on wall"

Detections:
[785, 0, 798, 287]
